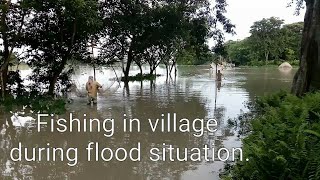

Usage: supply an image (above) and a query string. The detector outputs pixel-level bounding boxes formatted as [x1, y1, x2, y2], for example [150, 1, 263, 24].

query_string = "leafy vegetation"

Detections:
[224, 19, 303, 66]
[222, 91, 320, 180]
[120, 73, 160, 82]
[0, 0, 234, 101]
[0, 94, 66, 114]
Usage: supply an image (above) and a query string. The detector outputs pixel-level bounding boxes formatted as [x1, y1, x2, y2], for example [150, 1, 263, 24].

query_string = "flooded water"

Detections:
[0, 65, 296, 180]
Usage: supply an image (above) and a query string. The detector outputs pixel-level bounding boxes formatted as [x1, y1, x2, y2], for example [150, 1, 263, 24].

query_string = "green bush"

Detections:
[288, 60, 300, 66]
[222, 91, 320, 180]
[0, 95, 66, 114]
[246, 60, 265, 66]
[121, 73, 159, 82]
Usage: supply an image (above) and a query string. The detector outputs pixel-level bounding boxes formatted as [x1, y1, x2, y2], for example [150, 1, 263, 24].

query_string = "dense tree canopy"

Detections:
[99, 0, 234, 81]
[0, 0, 30, 99]
[0, 0, 234, 97]
[223, 19, 303, 66]
[24, 0, 102, 95]
[249, 17, 285, 63]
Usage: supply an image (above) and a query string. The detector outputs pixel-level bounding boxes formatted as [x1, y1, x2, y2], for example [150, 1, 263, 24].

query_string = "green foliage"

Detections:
[224, 19, 303, 66]
[177, 48, 197, 65]
[0, 94, 66, 114]
[249, 17, 285, 62]
[1, 0, 234, 108]
[120, 73, 159, 82]
[24, 0, 102, 94]
[224, 39, 252, 66]
[100, 0, 234, 76]
[246, 60, 266, 67]
[177, 46, 214, 65]
[222, 91, 320, 180]
[282, 22, 304, 60]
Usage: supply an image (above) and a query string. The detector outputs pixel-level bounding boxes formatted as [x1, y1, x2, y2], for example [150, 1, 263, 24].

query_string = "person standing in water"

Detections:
[86, 76, 102, 105]
[216, 70, 223, 82]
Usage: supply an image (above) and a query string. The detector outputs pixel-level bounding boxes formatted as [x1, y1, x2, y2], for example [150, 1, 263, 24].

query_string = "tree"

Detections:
[225, 39, 252, 66]
[282, 22, 304, 61]
[222, 19, 302, 67]
[292, 0, 320, 96]
[24, 0, 102, 95]
[0, 0, 28, 100]
[100, 0, 154, 82]
[249, 17, 285, 63]
[100, 0, 234, 82]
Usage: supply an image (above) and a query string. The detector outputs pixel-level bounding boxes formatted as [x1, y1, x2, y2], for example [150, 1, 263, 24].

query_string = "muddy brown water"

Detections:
[0, 66, 296, 180]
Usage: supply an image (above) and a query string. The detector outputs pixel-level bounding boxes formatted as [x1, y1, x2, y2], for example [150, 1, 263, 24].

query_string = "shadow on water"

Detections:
[0, 66, 295, 180]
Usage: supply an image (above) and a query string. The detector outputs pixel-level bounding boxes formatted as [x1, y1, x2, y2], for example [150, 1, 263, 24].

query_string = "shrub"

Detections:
[0, 94, 66, 114]
[121, 73, 159, 82]
[222, 91, 320, 180]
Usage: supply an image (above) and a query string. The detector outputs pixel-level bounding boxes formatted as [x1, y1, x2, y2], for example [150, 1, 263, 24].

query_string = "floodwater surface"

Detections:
[0, 66, 296, 180]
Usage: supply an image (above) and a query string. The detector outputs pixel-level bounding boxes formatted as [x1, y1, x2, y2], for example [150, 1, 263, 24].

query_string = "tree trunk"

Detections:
[0, 70, 7, 99]
[165, 64, 169, 80]
[48, 73, 59, 95]
[215, 63, 218, 75]
[138, 64, 143, 75]
[93, 65, 96, 81]
[169, 61, 176, 75]
[48, 57, 68, 96]
[123, 48, 133, 82]
[175, 63, 177, 78]
[265, 51, 269, 64]
[292, 0, 320, 96]
[0, 57, 10, 100]
[150, 65, 155, 75]
[124, 81, 130, 96]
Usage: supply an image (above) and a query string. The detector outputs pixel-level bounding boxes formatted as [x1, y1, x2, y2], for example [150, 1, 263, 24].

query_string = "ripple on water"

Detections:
[0, 66, 295, 180]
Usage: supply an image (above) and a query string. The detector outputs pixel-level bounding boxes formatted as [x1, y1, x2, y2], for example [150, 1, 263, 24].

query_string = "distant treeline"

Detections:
[178, 17, 303, 66]
[223, 17, 303, 66]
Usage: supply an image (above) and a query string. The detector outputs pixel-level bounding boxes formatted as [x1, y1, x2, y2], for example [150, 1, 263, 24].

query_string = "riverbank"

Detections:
[221, 91, 320, 179]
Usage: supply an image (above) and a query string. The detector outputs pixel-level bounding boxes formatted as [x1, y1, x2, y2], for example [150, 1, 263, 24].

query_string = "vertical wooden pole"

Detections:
[91, 42, 96, 81]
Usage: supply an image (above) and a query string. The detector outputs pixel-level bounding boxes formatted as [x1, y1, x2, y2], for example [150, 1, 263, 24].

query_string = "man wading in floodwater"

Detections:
[86, 76, 102, 105]
[216, 70, 224, 82]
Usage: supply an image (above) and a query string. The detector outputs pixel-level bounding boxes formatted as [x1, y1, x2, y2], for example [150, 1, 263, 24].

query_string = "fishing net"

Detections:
[69, 65, 122, 98]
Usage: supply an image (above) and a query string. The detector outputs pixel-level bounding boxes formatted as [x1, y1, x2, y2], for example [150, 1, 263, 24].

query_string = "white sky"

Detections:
[208, 0, 306, 47]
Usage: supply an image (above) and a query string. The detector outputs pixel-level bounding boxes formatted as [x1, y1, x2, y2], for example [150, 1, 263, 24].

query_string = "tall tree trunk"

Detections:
[169, 61, 176, 75]
[265, 51, 269, 64]
[93, 65, 96, 81]
[123, 48, 133, 82]
[48, 58, 68, 96]
[149, 65, 155, 75]
[165, 64, 169, 80]
[215, 63, 218, 75]
[124, 81, 130, 96]
[292, 0, 320, 96]
[0, 64, 9, 99]
[0, 52, 10, 100]
[174, 63, 177, 78]
[138, 63, 143, 75]
[48, 73, 59, 96]
[0, 1, 10, 100]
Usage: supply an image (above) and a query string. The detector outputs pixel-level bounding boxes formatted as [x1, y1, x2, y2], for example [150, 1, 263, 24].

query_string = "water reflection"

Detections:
[0, 66, 295, 180]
